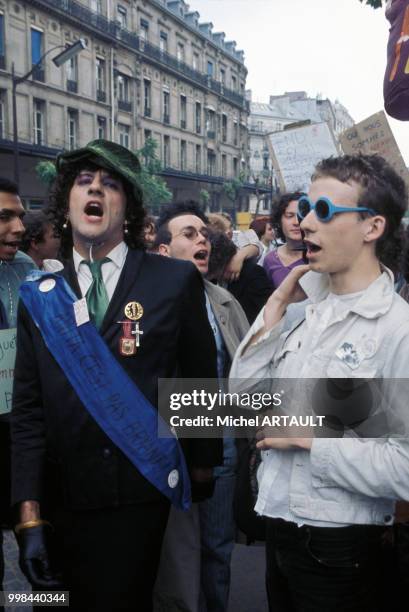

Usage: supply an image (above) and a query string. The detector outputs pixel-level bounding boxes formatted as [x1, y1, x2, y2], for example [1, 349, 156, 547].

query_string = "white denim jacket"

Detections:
[229, 268, 409, 526]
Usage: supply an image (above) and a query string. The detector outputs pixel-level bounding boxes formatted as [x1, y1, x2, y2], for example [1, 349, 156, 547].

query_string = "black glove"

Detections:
[17, 524, 63, 590]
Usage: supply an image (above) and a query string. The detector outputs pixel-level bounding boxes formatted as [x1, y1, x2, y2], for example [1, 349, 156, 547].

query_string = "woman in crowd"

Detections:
[263, 191, 306, 289]
[249, 216, 276, 266]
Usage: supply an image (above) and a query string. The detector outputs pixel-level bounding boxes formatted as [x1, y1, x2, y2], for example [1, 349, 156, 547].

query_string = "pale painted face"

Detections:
[301, 176, 377, 277]
[0, 191, 25, 261]
[68, 169, 127, 258]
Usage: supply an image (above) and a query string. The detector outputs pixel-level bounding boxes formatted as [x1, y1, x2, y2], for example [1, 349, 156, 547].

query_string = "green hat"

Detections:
[56, 139, 143, 204]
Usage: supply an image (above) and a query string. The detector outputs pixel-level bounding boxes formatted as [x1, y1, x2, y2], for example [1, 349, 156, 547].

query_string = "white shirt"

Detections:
[73, 241, 128, 301]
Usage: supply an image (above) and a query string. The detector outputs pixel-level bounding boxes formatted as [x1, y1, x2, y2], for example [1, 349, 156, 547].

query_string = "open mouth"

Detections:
[194, 250, 208, 261]
[84, 202, 103, 218]
[1, 240, 21, 248]
[305, 241, 322, 254]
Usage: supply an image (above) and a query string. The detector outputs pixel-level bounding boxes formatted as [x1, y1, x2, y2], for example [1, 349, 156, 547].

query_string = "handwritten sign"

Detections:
[340, 110, 409, 192]
[0, 328, 17, 415]
[267, 122, 339, 193]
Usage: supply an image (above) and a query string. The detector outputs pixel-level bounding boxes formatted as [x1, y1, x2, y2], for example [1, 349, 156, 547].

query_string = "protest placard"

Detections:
[0, 328, 17, 415]
[340, 110, 409, 191]
[267, 122, 339, 193]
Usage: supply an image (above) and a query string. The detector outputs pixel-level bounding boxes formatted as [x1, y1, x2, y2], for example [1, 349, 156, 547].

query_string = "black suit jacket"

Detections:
[11, 249, 221, 511]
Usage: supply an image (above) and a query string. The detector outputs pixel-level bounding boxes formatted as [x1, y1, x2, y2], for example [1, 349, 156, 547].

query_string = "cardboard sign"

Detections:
[267, 122, 339, 193]
[340, 111, 409, 191]
[0, 328, 17, 415]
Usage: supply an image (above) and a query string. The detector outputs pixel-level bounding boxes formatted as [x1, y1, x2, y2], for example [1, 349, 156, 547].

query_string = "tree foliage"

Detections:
[223, 176, 244, 203]
[199, 189, 210, 210]
[359, 0, 383, 8]
[135, 137, 171, 209]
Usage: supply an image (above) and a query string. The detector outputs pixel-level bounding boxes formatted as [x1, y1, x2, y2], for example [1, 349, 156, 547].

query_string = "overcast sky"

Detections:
[193, 0, 409, 163]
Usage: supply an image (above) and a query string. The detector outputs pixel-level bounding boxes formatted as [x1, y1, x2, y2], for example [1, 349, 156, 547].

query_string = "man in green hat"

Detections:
[10, 140, 221, 611]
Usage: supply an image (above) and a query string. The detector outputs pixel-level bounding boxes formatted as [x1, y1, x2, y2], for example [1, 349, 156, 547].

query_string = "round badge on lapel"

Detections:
[124, 301, 144, 321]
[168, 469, 179, 489]
[39, 278, 56, 293]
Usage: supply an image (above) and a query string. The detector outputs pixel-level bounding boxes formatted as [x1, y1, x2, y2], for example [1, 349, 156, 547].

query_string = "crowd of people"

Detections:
[1, 139, 409, 612]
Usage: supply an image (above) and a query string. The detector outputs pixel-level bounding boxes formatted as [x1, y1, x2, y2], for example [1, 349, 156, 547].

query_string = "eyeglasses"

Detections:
[297, 196, 376, 223]
[172, 226, 211, 241]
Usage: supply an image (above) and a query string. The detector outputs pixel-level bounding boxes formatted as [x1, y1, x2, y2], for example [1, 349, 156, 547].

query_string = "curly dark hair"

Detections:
[207, 230, 237, 280]
[271, 191, 306, 242]
[46, 160, 146, 258]
[312, 154, 407, 271]
[20, 210, 52, 253]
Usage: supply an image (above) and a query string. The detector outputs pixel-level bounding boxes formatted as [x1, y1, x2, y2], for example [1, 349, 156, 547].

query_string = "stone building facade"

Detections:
[0, 0, 250, 212]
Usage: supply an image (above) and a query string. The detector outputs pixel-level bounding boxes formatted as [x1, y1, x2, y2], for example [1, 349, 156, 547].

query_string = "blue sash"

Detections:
[19, 270, 191, 511]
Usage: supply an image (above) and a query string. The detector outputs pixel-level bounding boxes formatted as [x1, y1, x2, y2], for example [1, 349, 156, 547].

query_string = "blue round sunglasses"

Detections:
[297, 196, 376, 223]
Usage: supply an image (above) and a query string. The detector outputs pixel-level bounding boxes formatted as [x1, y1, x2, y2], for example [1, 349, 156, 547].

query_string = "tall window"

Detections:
[31, 29, 44, 81]
[220, 68, 226, 85]
[222, 114, 227, 143]
[233, 121, 238, 146]
[221, 154, 227, 178]
[207, 150, 216, 176]
[0, 90, 5, 139]
[97, 115, 106, 139]
[144, 79, 151, 116]
[233, 157, 238, 176]
[231, 75, 237, 91]
[140, 19, 148, 50]
[180, 95, 186, 129]
[68, 109, 78, 150]
[206, 109, 215, 138]
[192, 52, 199, 72]
[180, 140, 186, 171]
[117, 5, 127, 29]
[195, 144, 201, 173]
[207, 61, 213, 77]
[96, 57, 106, 101]
[117, 74, 129, 102]
[0, 14, 5, 69]
[33, 99, 45, 145]
[90, 0, 102, 13]
[163, 91, 170, 124]
[118, 123, 130, 148]
[66, 56, 78, 92]
[160, 31, 168, 53]
[177, 42, 185, 64]
[195, 102, 201, 134]
[163, 135, 170, 167]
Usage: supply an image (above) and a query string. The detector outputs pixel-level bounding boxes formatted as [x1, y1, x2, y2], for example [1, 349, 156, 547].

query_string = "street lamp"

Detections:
[12, 39, 86, 189]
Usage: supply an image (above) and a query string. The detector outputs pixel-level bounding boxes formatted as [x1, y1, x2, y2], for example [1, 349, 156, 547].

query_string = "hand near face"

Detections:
[263, 264, 310, 330]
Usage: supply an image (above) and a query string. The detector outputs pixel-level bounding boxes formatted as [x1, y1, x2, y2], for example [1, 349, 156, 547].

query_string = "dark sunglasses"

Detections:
[297, 196, 376, 223]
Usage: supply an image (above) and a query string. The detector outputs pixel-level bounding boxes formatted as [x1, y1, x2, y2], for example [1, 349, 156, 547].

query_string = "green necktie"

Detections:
[84, 258, 110, 330]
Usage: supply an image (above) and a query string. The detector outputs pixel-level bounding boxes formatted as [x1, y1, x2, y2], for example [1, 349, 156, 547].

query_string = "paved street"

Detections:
[3, 530, 267, 612]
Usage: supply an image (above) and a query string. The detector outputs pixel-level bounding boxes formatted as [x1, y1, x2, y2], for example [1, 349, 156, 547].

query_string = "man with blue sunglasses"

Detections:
[230, 154, 409, 611]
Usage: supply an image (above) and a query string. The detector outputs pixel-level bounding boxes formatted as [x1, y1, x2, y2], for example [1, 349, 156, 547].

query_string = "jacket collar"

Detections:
[299, 266, 395, 320]
[204, 279, 233, 306]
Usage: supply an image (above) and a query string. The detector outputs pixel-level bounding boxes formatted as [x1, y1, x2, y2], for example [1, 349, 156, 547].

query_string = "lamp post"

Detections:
[12, 39, 86, 189]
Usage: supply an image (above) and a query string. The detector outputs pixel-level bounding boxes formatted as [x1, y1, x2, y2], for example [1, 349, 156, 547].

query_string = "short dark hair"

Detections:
[154, 201, 208, 250]
[156, 201, 208, 232]
[0, 177, 19, 196]
[46, 160, 145, 258]
[20, 210, 52, 253]
[250, 216, 271, 239]
[207, 230, 237, 280]
[312, 154, 407, 270]
[271, 191, 305, 242]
